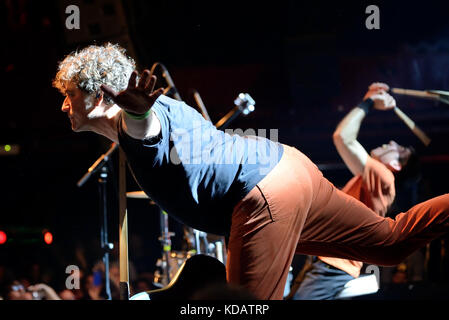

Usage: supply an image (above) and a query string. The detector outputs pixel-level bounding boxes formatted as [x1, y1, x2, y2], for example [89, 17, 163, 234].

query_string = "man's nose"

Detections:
[61, 97, 70, 112]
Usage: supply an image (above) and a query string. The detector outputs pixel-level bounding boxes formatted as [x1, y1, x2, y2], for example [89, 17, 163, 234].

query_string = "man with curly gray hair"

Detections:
[53, 43, 150, 136]
[54, 43, 136, 105]
[54, 43, 449, 300]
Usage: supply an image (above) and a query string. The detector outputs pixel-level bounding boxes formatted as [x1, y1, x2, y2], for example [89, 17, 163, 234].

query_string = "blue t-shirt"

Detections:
[118, 95, 283, 235]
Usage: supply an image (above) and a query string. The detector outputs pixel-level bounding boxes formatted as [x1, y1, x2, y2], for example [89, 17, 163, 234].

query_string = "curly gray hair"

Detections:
[53, 43, 136, 104]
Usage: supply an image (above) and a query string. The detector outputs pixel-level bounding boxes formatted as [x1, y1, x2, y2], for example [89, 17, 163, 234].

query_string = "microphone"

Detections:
[156, 62, 182, 101]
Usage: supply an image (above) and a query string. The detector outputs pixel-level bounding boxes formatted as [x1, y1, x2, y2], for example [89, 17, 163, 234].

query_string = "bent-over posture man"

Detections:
[53, 43, 449, 300]
[292, 83, 416, 299]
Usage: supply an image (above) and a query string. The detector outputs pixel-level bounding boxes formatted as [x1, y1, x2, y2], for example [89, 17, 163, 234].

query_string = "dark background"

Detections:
[1, 0, 449, 297]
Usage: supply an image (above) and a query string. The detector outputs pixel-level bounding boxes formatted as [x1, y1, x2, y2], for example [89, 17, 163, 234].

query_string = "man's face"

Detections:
[60, 82, 95, 132]
[370, 140, 412, 172]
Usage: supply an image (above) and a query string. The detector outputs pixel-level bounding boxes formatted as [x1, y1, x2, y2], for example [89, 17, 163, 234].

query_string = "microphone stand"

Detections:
[77, 143, 118, 300]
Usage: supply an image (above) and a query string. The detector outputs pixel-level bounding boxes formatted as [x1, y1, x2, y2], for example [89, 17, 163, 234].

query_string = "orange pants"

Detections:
[226, 145, 449, 299]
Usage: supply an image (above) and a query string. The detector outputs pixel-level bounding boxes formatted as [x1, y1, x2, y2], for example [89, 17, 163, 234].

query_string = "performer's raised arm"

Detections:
[101, 70, 164, 140]
[333, 82, 396, 176]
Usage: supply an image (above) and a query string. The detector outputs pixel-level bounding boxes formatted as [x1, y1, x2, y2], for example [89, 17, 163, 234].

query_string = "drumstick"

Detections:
[393, 106, 431, 146]
[392, 87, 449, 106]
[391, 88, 440, 100]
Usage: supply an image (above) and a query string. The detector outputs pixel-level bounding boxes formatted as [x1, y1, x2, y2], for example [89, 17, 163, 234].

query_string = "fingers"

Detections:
[144, 75, 157, 95]
[364, 82, 390, 101]
[138, 70, 151, 90]
[375, 90, 394, 101]
[151, 87, 165, 100]
[127, 71, 138, 89]
[100, 84, 118, 99]
[371, 91, 396, 109]
[380, 91, 396, 105]
[389, 95, 397, 107]
[369, 82, 389, 91]
[148, 87, 165, 104]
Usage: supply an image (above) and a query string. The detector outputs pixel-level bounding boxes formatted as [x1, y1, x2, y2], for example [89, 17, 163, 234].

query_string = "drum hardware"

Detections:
[154, 250, 195, 288]
[156, 209, 176, 286]
[183, 227, 227, 265]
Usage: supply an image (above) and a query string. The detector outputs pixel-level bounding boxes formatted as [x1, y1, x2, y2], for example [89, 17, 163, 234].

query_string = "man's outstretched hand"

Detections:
[101, 70, 165, 115]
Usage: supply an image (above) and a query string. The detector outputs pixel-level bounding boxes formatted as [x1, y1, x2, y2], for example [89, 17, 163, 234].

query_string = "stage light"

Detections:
[0, 231, 7, 244]
[43, 231, 53, 245]
[4, 145, 11, 152]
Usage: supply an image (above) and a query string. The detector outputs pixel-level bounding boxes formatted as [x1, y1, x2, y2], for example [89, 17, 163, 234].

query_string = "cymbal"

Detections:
[126, 191, 155, 204]
[127, 191, 148, 199]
